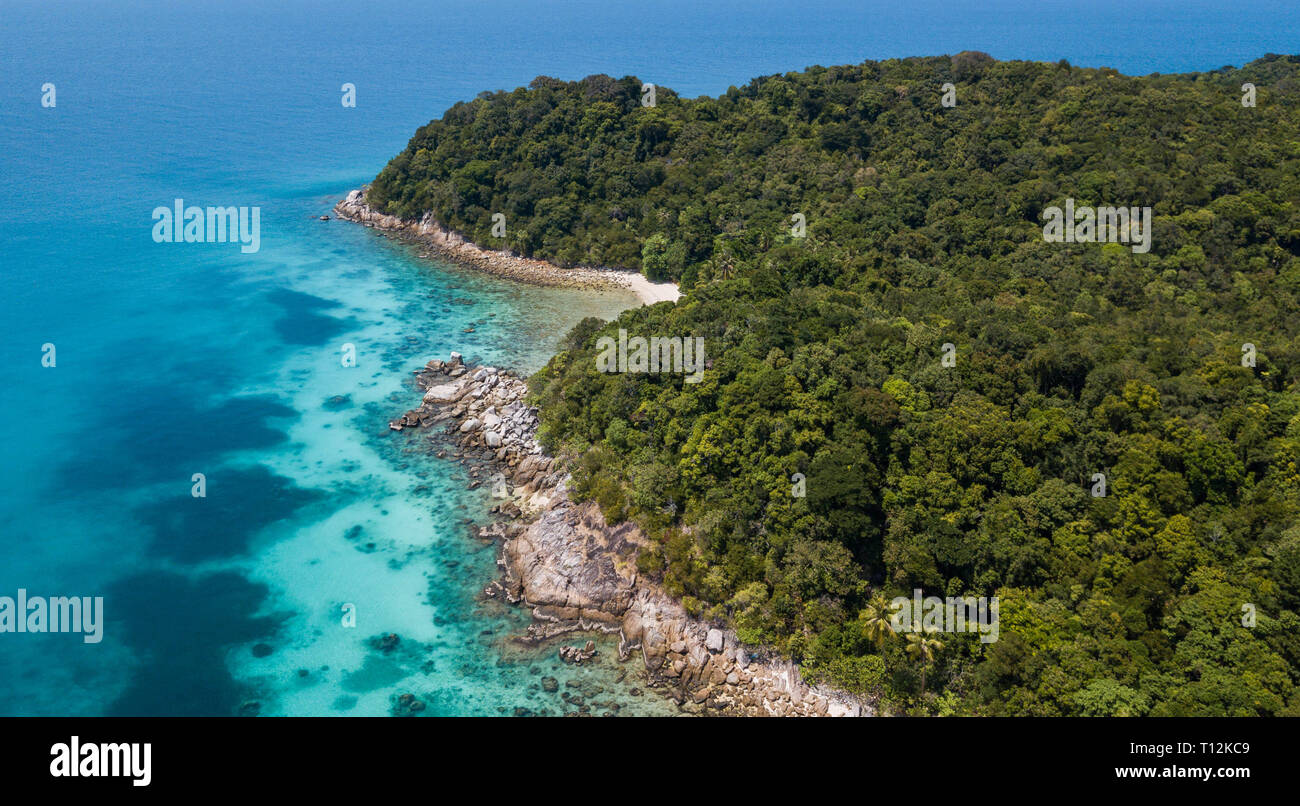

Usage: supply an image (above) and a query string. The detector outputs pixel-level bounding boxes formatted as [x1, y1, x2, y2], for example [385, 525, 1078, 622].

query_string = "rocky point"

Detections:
[394, 352, 870, 717]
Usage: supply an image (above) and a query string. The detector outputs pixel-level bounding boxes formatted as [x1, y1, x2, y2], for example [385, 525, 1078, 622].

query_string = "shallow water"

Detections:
[3, 0, 1294, 716]
[0, 185, 677, 716]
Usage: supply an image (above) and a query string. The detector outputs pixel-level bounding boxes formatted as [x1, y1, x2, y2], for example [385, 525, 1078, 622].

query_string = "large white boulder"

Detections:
[423, 380, 465, 403]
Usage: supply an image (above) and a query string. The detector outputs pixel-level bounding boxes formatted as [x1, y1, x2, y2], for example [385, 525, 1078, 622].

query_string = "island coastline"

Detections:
[339, 187, 864, 715]
[334, 188, 680, 306]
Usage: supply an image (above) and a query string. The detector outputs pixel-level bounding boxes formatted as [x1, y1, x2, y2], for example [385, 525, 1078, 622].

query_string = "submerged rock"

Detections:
[372, 633, 401, 654]
[559, 640, 597, 665]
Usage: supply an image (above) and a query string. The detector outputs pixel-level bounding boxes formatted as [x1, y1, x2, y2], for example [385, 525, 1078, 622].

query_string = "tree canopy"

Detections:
[368, 54, 1300, 715]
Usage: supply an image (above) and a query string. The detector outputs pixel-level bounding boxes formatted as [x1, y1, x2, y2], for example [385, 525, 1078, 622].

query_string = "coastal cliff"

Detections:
[393, 353, 869, 716]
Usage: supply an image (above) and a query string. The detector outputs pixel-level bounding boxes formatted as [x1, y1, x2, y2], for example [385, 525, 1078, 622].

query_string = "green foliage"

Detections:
[376, 54, 1300, 714]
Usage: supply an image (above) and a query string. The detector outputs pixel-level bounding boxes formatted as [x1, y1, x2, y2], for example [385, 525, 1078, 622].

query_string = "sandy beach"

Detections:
[334, 188, 680, 307]
[621, 272, 681, 305]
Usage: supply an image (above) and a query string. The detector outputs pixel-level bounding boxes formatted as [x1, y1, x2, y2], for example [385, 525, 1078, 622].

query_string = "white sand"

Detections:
[620, 272, 682, 305]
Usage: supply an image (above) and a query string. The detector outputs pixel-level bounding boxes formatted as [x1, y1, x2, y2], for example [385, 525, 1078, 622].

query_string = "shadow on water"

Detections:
[56, 390, 299, 492]
[104, 569, 286, 716]
[266, 287, 359, 345]
[133, 464, 326, 562]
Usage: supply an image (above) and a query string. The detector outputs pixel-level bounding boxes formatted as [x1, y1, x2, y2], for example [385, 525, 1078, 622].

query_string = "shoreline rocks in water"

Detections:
[559, 641, 598, 665]
[396, 352, 871, 717]
[335, 188, 670, 299]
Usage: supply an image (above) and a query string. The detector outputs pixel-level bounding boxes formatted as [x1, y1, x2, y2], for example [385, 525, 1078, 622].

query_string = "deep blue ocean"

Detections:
[1, 0, 1296, 715]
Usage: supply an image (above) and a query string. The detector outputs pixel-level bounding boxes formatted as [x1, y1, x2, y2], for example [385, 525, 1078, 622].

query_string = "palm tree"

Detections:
[905, 629, 944, 697]
[858, 594, 896, 650]
[713, 247, 735, 281]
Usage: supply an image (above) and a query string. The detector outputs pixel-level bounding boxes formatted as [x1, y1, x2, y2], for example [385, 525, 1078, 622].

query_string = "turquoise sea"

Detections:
[1, 0, 1297, 715]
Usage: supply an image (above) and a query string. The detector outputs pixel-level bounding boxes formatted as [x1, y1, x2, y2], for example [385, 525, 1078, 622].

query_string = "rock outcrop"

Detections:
[396, 353, 870, 717]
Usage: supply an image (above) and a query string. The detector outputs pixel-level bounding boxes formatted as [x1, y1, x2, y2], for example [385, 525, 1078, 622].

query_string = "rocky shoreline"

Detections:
[395, 353, 870, 717]
[335, 188, 646, 295]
